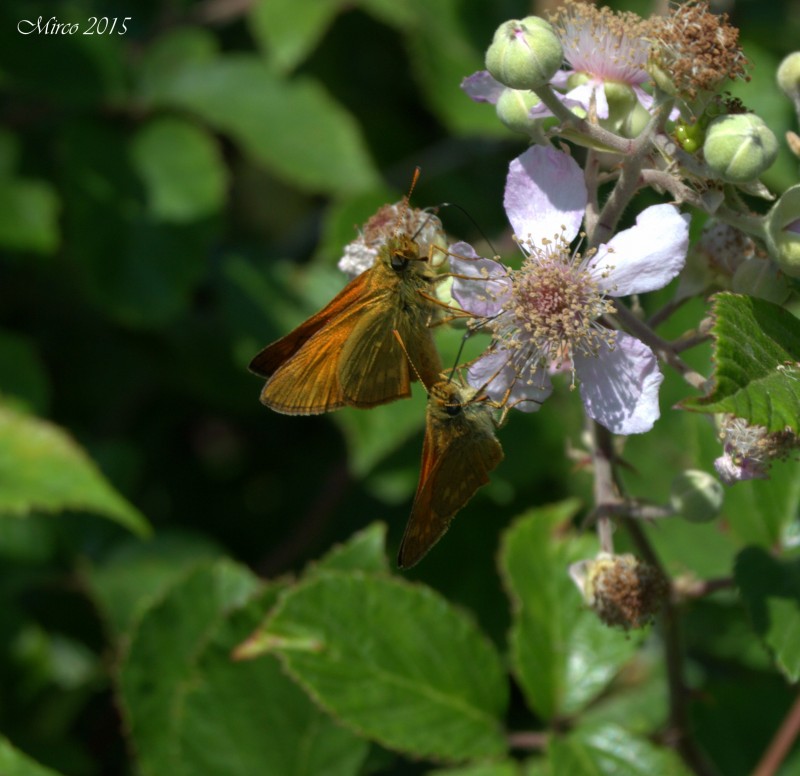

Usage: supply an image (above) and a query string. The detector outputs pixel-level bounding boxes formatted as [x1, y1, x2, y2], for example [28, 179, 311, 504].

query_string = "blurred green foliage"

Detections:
[1, 0, 800, 774]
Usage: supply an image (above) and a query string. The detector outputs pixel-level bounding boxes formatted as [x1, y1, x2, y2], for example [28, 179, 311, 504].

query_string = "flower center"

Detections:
[503, 238, 617, 365]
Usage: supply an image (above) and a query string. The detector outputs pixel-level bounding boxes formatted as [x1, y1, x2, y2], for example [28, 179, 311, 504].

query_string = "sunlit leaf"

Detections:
[310, 521, 390, 575]
[682, 293, 800, 432]
[177, 596, 369, 776]
[0, 735, 65, 776]
[84, 531, 226, 637]
[0, 402, 150, 536]
[118, 560, 265, 776]
[248, 0, 341, 73]
[255, 571, 508, 761]
[547, 724, 691, 775]
[0, 179, 59, 255]
[146, 54, 379, 195]
[500, 501, 639, 721]
[131, 117, 227, 223]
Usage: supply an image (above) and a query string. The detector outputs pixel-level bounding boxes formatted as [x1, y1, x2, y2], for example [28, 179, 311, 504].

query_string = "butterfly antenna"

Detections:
[445, 330, 474, 385]
[393, 167, 422, 239]
[392, 329, 431, 392]
[434, 202, 499, 258]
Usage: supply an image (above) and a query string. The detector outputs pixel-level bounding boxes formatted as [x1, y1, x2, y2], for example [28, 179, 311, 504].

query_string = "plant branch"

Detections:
[752, 690, 800, 776]
[624, 518, 719, 776]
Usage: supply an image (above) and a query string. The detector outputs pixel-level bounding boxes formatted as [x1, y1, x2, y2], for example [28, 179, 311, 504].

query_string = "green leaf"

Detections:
[0, 178, 60, 254]
[258, 571, 508, 761]
[682, 293, 800, 432]
[118, 560, 265, 776]
[130, 117, 227, 223]
[311, 522, 390, 575]
[0, 402, 150, 536]
[735, 546, 800, 681]
[248, 0, 342, 73]
[430, 763, 522, 776]
[83, 531, 226, 637]
[0, 735, 65, 776]
[176, 596, 369, 776]
[500, 501, 639, 721]
[548, 724, 692, 776]
[137, 28, 219, 102]
[724, 459, 800, 548]
[147, 54, 379, 195]
[406, 1, 507, 136]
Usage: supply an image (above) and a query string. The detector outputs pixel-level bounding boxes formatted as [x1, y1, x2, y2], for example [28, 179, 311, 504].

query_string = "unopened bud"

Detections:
[670, 470, 724, 523]
[731, 257, 791, 304]
[777, 52, 800, 103]
[766, 184, 800, 278]
[703, 114, 778, 183]
[485, 17, 563, 91]
[495, 87, 543, 135]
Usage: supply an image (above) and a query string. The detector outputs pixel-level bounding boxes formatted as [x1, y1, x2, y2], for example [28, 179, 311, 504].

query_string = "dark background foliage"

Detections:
[2, 0, 800, 774]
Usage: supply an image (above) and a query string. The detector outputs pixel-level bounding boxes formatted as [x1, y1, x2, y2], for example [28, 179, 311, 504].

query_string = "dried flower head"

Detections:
[570, 553, 669, 629]
[715, 413, 799, 484]
[338, 204, 445, 278]
[649, 1, 749, 104]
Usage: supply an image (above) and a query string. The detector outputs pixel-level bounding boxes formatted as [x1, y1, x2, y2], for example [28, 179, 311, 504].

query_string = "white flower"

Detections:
[451, 145, 689, 435]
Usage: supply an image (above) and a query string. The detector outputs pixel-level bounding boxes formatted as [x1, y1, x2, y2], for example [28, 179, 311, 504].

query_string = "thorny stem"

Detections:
[507, 731, 549, 750]
[589, 419, 619, 554]
[611, 303, 708, 390]
[534, 83, 638, 154]
[624, 518, 719, 776]
[752, 690, 800, 776]
[594, 100, 675, 246]
[647, 295, 691, 328]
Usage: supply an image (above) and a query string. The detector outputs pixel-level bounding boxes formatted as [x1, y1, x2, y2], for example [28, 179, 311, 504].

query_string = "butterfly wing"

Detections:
[337, 292, 440, 408]
[249, 270, 373, 379]
[256, 272, 386, 414]
[397, 401, 503, 568]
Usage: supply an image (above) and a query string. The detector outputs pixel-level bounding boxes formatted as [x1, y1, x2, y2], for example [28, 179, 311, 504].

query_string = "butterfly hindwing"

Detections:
[398, 384, 503, 568]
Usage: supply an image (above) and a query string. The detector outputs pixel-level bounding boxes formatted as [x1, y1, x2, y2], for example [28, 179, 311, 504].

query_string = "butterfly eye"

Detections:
[444, 403, 462, 417]
[390, 252, 409, 271]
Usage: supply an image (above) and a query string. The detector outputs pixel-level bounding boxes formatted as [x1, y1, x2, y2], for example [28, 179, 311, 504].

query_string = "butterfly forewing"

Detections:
[398, 381, 503, 568]
[250, 232, 443, 415]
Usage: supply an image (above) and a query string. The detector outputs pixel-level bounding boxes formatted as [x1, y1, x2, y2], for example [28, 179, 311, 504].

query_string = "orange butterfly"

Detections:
[398, 376, 504, 568]
[249, 188, 447, 415]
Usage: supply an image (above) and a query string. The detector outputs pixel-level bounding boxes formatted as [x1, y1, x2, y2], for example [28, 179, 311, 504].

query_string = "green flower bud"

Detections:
[674, 119, 707, 154]
[766, 184, 800, 278]
[702, 113, 778, 183]
[485, 17, 563, 91]
[495, 87, 543, 134]
[670, 470, 724, 523]
[777, 52, 800, 103]
[731, 257, 791, 304]
[598, 81, 637, 135]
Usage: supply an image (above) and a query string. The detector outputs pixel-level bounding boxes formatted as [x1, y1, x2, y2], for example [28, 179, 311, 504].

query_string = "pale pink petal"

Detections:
[565, 80, 608, 118]
[591, 204, 689, 296]
[461, 71, 504, 104]
[574, 332, 663, 434]
[714, 453, 769, 484]
[449, 241, 512, 317]
[504, 145, 587, 245]
[467, 346, 552, 412]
